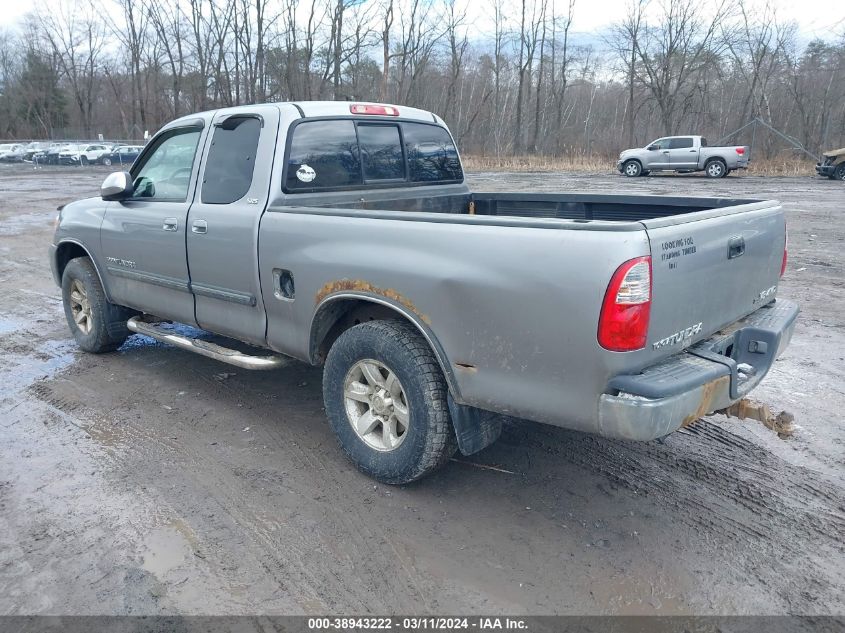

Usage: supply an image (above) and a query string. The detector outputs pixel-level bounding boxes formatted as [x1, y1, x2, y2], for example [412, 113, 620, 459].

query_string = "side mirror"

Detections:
[647, 145, 658, 151]
[101, 171, 133, 200]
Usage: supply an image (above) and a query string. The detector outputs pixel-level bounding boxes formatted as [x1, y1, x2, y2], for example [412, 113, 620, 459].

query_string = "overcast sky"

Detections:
[0, 0, 842, 44]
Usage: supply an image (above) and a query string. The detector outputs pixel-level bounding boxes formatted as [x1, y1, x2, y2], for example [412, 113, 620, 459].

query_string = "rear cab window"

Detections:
[284, 118, 462, 193]
[285, 120, 362, 191]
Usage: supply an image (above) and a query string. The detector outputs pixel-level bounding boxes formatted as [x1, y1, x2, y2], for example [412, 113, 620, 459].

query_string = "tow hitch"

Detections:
[717, 398, 795, 439]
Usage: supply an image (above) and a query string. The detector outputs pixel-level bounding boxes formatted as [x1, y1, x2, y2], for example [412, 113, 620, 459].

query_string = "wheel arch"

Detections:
[309, 293, 462, 402]
[54, 239, 113, 302]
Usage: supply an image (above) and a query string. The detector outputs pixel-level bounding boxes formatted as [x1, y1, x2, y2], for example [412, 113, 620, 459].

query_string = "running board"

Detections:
[127, 317, 288, 370]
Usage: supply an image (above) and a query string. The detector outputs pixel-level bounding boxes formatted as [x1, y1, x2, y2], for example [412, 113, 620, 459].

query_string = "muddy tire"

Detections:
[323, 319, 457, 484]
[61, 257, 132, 353]
[623, 160, 642, 177]
[705, 159, 727, 178]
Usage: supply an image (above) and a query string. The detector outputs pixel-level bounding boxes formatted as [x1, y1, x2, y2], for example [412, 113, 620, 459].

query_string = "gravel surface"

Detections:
[0, 164, 842, 615]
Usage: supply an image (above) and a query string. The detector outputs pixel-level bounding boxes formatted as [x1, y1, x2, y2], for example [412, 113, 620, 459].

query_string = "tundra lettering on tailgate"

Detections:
[652, 322, 703, 350]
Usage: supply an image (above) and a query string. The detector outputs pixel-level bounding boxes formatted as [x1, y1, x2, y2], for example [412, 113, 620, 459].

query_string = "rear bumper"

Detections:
[598, 299, 799, 441]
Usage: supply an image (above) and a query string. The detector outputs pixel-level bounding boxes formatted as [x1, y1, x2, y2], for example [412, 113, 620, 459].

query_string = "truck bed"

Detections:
[287, 189, 760, 223]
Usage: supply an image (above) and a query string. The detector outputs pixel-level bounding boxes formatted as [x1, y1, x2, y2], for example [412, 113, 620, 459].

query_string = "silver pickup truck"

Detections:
[617, 135, 749, 178]
[50, 102, 797, 483]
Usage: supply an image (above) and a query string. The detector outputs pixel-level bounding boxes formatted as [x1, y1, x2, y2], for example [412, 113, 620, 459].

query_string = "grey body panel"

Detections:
[51, 101, 794, 442]
[258, 204, 650, 431]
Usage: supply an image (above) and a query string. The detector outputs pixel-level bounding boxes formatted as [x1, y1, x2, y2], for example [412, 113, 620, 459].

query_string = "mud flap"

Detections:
[447, 395, 503, 456]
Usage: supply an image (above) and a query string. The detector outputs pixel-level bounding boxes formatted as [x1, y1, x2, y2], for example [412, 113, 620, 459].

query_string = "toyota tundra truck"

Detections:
[49, 101, 797, 483]
[618, 135, 749, 178]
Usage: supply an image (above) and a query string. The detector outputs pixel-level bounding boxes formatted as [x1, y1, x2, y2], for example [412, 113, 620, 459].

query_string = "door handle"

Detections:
[162, 218, 178, 231]
[191, 220, 208, 234]
[662, 150, 670, 154]
[689, 149, 697, 152]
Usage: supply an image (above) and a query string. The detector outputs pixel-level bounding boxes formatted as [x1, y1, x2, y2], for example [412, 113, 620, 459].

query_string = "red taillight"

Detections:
[780, 224, 788, 277]
[349, 104, 400, 116]
[598, 256, 652, 352]
[736, 147, 745, 155]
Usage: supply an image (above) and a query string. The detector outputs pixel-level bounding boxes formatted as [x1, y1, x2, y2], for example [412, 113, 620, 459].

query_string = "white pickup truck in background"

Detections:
[617, 135, 749, 178]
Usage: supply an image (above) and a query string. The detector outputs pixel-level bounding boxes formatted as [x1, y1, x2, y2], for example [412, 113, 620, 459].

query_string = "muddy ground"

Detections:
[0, 164, 842, 616]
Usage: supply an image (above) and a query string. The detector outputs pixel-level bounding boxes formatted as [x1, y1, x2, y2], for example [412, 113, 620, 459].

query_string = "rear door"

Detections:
[186, 104, 281, 346]
[643, 203, 786, 358]
[666, 137, 698, 169]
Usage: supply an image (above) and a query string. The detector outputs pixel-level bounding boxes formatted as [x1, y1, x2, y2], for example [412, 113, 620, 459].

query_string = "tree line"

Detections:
[0, 0, 842, 158]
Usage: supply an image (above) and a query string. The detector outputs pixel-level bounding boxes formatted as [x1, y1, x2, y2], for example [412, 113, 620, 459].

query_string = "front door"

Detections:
[186, 105, 281, 346]
[644, 138, 671, 170]
[100, 124, 207, 325]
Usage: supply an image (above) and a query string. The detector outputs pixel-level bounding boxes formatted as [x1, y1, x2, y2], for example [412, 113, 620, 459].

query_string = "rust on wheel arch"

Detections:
[315, 279, 432, 325]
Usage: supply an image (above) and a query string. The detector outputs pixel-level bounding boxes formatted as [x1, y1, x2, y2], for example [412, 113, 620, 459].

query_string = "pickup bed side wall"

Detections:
[257, 209, 650, 432]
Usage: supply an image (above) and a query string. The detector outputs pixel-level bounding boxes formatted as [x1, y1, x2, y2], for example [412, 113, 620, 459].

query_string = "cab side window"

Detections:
[202, 116, 261, 204]
[668, 137, 694, 149]
[651, 138, 670, 150]
[131, 128, 201, 202]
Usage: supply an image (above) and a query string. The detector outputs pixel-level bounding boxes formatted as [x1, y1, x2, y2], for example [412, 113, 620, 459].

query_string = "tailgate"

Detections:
[643, 202, 785, 357]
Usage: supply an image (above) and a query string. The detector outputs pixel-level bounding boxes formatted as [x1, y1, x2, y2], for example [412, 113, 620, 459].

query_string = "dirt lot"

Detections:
[0, 164, 842, 616]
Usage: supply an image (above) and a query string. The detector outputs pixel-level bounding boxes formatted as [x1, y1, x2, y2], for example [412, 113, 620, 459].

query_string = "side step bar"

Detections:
[127, 317, 288, 370]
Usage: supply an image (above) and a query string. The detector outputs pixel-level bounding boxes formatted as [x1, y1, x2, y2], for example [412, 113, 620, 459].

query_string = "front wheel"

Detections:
[80, 156, 89, 166]
[705, 159, 727, 178]
[834, 164, 845, 181]
[61, 257, 133, 353]
[101, 157, 112, 166]
[323, 320, 457, 484]
[623, 160, 642, 177]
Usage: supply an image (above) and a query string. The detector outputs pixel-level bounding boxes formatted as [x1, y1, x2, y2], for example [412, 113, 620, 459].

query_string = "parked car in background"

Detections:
[0, 143, 24, 162]
[62, 143, 111, 165]
[22, 142, 51, 161]
[99, 145, 144, 166]
[44, 144, 66, 165]
[617, 136, 749, 178]
[32, 144, 56, 164]
[816, 148, 845, 181]
[58, 144, 86, 165]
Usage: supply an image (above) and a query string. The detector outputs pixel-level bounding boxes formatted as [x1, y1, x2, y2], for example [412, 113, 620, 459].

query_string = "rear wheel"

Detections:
[705, 159, 727, 178]
[323, 319, 457, 484]
[834, 164, 845, 181]
[623, 160, 642, 177]
[61, 257, 133, 353]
